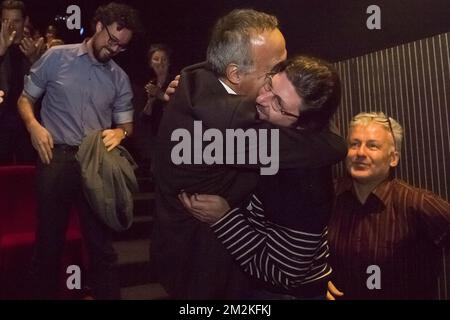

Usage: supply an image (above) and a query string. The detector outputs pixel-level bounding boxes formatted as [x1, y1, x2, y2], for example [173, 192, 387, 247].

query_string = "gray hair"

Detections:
[206, 9, 278, 76]
[349, 112, 403, 153]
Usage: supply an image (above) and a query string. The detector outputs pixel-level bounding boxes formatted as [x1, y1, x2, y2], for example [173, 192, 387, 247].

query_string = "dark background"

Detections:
[23, 0, 450, 84]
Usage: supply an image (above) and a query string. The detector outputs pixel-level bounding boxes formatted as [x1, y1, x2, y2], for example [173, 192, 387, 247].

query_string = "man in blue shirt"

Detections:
[17, 2, 141, 299]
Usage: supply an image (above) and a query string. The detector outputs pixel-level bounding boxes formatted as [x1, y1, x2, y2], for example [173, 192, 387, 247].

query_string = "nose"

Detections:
[355, 145, 367, 158]
[109, 44, 121, 53]
[256, 85, 273, 104]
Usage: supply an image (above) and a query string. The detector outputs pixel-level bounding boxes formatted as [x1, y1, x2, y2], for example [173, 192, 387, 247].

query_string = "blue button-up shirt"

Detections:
[23, 41, 134, 146]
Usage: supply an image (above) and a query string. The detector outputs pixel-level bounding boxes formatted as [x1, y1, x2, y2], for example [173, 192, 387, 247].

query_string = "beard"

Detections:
[93, 41, 113, 63]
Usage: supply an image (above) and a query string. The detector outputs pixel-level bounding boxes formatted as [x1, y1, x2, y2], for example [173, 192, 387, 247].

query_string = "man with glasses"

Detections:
[259, 73, 301, 119]
[103, 24, 127, 53]
[17, 2, 141, 299]
[179, 55, 342, 299]
[327, 112, 450, 299]
[153, 10, 346, 299]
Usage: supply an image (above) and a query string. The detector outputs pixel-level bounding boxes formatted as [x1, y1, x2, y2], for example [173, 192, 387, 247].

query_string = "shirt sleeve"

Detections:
[416, 191, 450, 247]
[210, 194, 332, 290]
[23, 48, 57, 100]
[112, 72, 134, 124]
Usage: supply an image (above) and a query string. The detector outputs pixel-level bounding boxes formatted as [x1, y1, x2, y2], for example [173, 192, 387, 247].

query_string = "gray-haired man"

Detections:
[152, 9, 345, 299]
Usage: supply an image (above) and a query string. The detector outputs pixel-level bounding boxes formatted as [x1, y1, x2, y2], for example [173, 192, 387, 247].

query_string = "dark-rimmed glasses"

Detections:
[104, 24, 127, 53]
[386, 116, 397, 152]
[263, 73, 299, 119]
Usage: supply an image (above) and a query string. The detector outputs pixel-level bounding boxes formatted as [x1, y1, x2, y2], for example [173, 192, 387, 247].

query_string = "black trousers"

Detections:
[30, 146, 120, 299]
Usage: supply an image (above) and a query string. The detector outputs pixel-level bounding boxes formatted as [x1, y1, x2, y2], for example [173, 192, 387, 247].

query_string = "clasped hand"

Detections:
[178, 192, 231, 224]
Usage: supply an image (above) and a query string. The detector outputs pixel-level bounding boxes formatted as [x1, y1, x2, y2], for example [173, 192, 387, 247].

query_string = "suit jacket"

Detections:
[151, 62, 347, 299]
[76, 131, 139, 231]
[0, 45, 31, 118]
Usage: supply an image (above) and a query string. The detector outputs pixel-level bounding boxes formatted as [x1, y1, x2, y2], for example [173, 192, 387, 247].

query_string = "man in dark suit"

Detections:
[0, 0, 44, 164]
[152, 9, 346, 299]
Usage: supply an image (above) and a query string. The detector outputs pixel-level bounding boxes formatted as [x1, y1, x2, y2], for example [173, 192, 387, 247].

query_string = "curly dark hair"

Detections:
[92, 2, 142, 34]
[272, 55, 341, 131]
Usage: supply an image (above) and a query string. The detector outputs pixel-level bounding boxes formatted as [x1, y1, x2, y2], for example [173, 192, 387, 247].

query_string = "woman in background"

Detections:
[139, 44, 173, 175]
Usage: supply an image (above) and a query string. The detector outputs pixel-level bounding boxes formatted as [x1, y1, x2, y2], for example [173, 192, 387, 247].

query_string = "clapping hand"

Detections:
[163, 75, 180, 101]
[0, 19, 16, 55]
[20, 36, 45, 64]
[145, 81, 162, 98]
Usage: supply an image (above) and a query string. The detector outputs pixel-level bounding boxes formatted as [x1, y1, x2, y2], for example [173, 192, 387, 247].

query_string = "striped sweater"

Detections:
[211, 194, 332, 292]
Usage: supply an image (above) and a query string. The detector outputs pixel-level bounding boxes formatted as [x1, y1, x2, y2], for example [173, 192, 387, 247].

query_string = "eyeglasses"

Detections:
[263, 73, 299, 119]
[386, 116, 397, 152]
[104, 24, 127, 52]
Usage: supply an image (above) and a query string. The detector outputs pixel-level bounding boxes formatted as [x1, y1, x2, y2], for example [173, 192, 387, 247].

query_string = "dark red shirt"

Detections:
[328, 177, 450, 299]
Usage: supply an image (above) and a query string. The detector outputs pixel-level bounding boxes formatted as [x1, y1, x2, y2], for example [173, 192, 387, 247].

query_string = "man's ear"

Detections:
[225, 63, 240, 85]
[390, 150, 400, 168]
[95, 21, 103, 34]
[24, 16, 30, 26]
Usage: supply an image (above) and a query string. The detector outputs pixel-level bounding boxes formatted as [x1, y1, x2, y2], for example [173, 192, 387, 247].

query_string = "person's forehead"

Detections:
[349, 123, 389, 139]
[108, 23, 132, 36]
[2, 9, 24, 20]
[250, 28, 286, 69]
[152, 50, 167, 58]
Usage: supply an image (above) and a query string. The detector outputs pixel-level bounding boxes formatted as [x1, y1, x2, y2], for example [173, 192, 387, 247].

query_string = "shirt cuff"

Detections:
[113, 109, 134, 124]
[23, 74, 45, 100]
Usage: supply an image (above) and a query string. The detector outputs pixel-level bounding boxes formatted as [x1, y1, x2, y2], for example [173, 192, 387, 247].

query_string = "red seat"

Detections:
[0, 165, 85, 299]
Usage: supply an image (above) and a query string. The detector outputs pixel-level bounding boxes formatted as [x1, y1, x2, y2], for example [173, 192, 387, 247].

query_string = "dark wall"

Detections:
[23, 0, 450, 83]
[334, 32, 450, 201]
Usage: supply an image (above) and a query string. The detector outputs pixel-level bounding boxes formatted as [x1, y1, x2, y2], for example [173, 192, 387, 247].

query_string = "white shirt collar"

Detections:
[218, 79, 237, 95]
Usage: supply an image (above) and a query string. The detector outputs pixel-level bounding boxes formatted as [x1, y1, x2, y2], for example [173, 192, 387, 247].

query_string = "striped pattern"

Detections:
[211, 194, 331, 291]
[333, 31, 449, 202]
[332, 31, 450, 299]
[328, 177, 450, 300]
